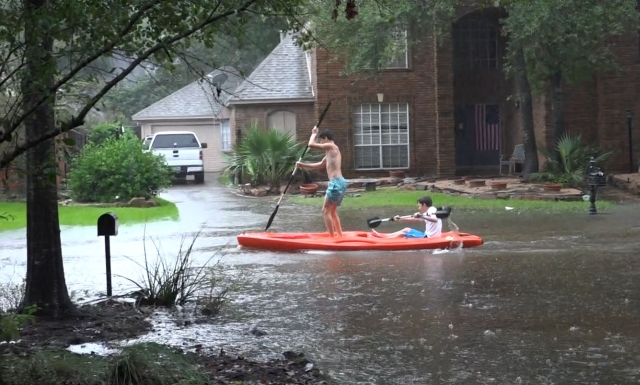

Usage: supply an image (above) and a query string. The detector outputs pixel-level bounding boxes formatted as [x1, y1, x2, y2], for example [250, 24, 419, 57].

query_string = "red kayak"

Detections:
[237, 231, 483, 252]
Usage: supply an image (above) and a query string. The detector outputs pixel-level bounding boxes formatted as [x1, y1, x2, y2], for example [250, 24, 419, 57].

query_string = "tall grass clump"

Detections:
[119, 225, 239, 317]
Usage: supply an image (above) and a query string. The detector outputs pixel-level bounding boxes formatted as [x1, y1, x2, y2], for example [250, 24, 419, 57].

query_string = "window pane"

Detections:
[355, 146, 380, 169]
[382, 145, 409, 168]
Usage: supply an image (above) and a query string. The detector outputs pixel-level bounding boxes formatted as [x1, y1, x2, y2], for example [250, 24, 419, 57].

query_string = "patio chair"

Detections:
[500, 144, 524, 175]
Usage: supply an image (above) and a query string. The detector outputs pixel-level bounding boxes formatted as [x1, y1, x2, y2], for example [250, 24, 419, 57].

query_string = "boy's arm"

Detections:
[297, 157, 326, 170]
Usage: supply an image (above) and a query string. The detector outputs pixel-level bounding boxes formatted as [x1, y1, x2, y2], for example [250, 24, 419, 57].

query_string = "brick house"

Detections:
[228, 6, 640, 179]
[226, 32, 317, 143]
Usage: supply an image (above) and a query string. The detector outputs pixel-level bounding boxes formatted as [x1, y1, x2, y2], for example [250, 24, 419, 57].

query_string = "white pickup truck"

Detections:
[143, 131, 207, 184]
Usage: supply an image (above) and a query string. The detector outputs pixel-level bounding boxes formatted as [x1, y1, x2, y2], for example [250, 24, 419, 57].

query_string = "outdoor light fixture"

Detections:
[587, 157, 606, 215]
[377, 93, 384, 103]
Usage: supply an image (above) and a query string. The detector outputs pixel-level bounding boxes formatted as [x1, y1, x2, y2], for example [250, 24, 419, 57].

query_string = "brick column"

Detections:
[433, 26, 456, 177]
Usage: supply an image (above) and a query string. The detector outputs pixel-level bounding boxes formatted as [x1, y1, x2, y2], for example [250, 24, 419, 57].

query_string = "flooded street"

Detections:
[2, 181, 640, 384]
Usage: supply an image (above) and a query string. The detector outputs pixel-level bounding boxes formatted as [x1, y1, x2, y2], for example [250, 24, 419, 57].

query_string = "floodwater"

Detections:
[2, 180, 640, 384]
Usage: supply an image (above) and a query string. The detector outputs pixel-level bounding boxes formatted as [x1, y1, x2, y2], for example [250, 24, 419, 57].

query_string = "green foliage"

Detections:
[501, 0, 640, 93]
[1, 343, 209, 385]
[0, 305, 38, 342]
[67, 132, 173, 203]
[298, 0, 458, 75]
[529, 133, 612, 187]
[222, 122, 321, 187]
[87, 122, 127, 145]
[0, 0, 312, 168]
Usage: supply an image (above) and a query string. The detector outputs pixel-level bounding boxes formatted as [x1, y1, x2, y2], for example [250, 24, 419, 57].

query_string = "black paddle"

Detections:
[366, 207, 452, 229]
[264, 101, 332, 231]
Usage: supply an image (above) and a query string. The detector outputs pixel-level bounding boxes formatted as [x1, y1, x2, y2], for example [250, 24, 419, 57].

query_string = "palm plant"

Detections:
[222, 122, 321, 187]
[530, 133, 612, 187]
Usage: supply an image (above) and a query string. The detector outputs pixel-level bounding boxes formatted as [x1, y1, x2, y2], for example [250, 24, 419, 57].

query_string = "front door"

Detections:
[455, 104, 501, 167]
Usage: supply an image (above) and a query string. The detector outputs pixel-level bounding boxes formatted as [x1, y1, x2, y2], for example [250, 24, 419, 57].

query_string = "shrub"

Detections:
[221, 122, 322, 187]
[530, 133, 612, 187]
[87, 122, 128, 145]
[67, 132, 173, 203]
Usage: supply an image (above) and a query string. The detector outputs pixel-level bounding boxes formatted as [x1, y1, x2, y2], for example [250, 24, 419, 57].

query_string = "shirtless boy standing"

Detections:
[296, 127, 347, 237]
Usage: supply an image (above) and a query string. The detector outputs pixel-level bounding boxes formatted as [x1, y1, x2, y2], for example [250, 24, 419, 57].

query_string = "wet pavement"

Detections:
[2, 180, 640, 384]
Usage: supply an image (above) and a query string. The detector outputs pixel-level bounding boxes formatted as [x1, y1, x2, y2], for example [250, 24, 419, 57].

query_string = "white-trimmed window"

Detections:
[386, 28, 408, 69]
[353, 103, 410, 169]
[220, 119, 231, 151]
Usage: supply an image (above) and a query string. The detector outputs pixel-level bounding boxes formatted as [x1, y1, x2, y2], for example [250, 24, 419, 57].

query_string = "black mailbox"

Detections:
[97, 212, 119, 236]
[435, 206, 452, 219]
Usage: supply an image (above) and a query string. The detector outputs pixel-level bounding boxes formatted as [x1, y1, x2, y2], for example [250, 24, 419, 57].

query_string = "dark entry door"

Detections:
[455, 104, 501, 167]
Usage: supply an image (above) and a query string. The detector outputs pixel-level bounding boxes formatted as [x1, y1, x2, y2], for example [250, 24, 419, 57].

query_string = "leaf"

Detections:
[62, 138, 75, 146]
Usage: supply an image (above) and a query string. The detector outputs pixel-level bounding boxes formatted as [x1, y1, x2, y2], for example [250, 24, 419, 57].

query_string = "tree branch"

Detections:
[0, 0, 165, 144]
[0, 0, 260, 169]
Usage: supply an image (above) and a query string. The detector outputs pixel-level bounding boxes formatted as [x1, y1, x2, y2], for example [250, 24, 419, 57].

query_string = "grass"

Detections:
[0, 343, 210, 385]
[0, 197, 179, 232]
[288, 188, 614, 212]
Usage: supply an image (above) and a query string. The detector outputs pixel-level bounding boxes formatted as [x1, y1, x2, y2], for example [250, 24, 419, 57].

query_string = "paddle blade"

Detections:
[265, 205, 280, 231]
[366, 216, 383, 228]
[435, 207, 452, 219]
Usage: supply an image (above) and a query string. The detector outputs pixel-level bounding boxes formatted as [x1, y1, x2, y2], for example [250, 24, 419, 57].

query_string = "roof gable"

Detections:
[132, 66, 242, 120]
[228, 33, 314, 104]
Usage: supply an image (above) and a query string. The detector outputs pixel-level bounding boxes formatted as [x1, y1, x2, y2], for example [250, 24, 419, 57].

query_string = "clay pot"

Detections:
[490, 181, 508, 190]
[299, 183, 319, 195]
[543, 183, 563, 192]
[467, 180, 486, 188]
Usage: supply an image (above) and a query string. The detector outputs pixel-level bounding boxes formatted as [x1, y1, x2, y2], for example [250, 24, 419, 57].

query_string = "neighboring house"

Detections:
[131, 66, 243, 172]
[226, 32, 316, 141]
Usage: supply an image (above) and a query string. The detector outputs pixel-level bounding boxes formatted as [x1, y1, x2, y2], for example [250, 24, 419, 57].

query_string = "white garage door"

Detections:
[149, 124, 224, 172]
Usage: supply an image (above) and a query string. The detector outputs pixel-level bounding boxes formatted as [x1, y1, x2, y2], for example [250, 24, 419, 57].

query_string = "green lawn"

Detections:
[288, 188, 613, 212]
[0, 198, 179, 232]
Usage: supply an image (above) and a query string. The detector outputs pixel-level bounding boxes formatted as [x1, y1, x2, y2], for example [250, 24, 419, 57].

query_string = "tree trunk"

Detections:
[21, 0, 75, 317]
[551, 69, 566, 163]
[513, 45, 539, 177]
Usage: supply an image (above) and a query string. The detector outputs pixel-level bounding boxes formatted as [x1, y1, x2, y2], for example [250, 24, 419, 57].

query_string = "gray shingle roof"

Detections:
[227, 33, 314, 104]
[132, 66, 243, 120]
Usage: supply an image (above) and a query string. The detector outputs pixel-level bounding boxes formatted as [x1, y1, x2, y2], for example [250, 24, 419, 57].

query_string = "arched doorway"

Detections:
[267, 110, 297, 139]
[452, 7, 515, 175]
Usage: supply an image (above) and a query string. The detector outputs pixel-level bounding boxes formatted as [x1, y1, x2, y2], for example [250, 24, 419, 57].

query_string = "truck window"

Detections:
[151, 133, 200, 148]
[143, 136, 153, 150]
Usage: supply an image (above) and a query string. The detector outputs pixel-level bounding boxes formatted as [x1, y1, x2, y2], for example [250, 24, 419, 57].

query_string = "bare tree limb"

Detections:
[0, 0, 260, 169]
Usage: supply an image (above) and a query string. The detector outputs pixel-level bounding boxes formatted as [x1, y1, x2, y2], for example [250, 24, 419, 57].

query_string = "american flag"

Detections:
[475, 104, 500, 151]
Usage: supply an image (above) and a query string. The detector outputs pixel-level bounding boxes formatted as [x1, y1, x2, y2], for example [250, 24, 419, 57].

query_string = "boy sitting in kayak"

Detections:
[372, 196, 442, 238]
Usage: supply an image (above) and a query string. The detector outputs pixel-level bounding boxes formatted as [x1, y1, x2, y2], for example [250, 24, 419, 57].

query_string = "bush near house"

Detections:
[530, 134, 612, 187]
[67, 131, 173, 203]
[221, 123, 322, 187]
[86, 122, 128, 145]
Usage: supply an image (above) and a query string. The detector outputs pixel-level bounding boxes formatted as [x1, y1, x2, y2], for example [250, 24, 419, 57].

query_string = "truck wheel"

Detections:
[195, 172, 205, 184]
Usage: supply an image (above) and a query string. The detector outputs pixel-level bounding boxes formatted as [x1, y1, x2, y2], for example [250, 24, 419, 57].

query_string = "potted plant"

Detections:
[299, 183, 319, 195]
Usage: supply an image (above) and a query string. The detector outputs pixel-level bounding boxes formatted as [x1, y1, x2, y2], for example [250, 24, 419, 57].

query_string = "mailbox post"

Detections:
[97, 212, 119, 297]
[587, 157, 606, 215]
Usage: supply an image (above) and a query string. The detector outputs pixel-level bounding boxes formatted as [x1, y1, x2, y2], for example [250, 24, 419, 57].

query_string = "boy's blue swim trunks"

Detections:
[326, 177, 347, 206]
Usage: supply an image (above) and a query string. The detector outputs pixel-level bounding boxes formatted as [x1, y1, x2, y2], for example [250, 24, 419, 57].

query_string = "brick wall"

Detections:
[232, 102, 316, 139]
[593, 34, 640, 173]
[313, 25, 439, 179]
